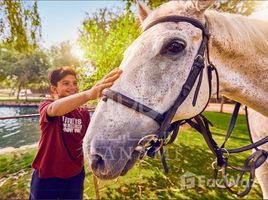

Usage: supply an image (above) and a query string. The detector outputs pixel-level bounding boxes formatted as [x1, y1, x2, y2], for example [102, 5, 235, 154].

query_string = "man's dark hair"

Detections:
[48, 66, 77, 86]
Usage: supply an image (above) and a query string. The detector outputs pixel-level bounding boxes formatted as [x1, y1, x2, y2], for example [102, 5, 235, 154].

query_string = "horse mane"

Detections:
[141, 1, 268, 56]
[205, 10, 268, 56]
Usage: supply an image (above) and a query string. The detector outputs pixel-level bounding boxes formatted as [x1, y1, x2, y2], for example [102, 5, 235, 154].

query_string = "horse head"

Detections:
[83, 0, 216, 180]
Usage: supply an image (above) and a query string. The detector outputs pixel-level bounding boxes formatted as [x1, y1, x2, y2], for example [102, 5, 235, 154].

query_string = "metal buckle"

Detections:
[135, 134, 158, 152]
[195, 54, 204, 61]
[212, 161, 223, 171]
[193, 55, 205, 69]
[153, 139, 164, 152]
[181, 85, 191, 97]
[221, 148, 230, 158]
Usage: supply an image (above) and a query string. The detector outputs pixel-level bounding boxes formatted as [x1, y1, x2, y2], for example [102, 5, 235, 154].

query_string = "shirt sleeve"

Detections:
[39, 101, 55, 124]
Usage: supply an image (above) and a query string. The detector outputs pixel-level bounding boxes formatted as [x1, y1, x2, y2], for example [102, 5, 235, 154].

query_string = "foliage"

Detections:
[125, 0, 259, 15]
[212, 0, 259, 16]
[0, 48, 18, 82]
[78, 8, 140, 90]
[0, 149, 36, 199]
[1, 41, 80, 95]
[49, 41, 80, 69]
[0, 0, 41, 52]
[0, 112, 262, 199]
[13, 51, 50, 96]
[0, 0, 47, 96]
[125, 0, 169, 9]
[78, 0, 258, 90]
[0, 48, 51, 98]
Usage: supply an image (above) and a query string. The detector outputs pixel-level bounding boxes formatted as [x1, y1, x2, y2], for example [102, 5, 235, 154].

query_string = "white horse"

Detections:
[83, 0, 268, 198]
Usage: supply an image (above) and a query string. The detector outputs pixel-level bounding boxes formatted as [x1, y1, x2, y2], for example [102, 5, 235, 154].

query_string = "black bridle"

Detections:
[102, 15, 268, 197]
[103, 15, 213, 150]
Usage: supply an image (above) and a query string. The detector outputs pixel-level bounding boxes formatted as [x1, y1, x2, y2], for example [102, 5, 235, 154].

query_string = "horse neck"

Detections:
[205, 11, 268, 117]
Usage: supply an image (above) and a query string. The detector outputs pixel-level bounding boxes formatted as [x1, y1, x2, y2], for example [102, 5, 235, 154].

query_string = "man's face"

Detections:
[51, 74, 78, 98]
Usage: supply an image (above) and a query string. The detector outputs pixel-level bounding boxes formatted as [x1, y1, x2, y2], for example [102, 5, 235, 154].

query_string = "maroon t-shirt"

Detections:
[32, 100, 90, 178]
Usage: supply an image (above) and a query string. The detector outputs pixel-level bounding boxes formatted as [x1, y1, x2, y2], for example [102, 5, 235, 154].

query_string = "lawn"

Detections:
[0, 112, 263, 199]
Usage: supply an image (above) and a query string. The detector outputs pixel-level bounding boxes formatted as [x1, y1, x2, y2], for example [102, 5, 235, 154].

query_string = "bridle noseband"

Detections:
[102, 15, 268, 196]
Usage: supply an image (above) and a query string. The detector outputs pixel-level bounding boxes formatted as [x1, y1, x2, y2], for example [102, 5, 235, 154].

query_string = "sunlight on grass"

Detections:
[0, 112, 263, 199]
[82, 112, 262, 199]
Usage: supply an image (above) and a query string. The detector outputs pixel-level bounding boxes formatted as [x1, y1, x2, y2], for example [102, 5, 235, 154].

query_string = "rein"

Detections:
[102, 15, 268, 197]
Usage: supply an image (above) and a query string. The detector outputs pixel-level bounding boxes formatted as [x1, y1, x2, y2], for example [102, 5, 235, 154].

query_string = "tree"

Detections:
[79, 8, 140, 90]
[0, 48, 51, 99]
[125, 0, 259, 15]
[78, 0, 259, 91]
[0, 0, 41, 52]
[213, 0, 259, 16]
[49, 41, 80, 69]
[0, 47, 18, 82]
[14, 51, 50, 99]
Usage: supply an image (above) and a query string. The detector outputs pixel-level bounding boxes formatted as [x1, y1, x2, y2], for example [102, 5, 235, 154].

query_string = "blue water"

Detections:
[0, 106, 40, 149]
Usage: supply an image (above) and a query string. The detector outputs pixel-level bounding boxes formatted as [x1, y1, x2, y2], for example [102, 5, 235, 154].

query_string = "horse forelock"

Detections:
[141, 1, 200, 31]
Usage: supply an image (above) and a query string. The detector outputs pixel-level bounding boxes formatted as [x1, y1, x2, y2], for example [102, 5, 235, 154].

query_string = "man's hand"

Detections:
[88, 68, 122, 100]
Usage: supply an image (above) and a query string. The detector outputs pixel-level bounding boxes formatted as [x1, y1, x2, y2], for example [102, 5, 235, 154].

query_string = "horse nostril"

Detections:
[91, 154, 105, 172]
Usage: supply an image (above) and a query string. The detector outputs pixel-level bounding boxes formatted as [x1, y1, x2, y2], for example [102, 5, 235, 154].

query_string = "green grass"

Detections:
[0, 150, 36, 199]
[0, 112, 263, 199]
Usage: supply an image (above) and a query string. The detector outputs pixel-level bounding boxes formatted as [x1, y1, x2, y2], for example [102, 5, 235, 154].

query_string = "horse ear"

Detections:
[136, 0, 151, 23]
[193, 0, 214, 12]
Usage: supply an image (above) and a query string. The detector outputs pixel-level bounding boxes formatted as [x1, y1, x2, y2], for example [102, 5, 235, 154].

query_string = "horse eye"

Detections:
[161, 40, 186, 55]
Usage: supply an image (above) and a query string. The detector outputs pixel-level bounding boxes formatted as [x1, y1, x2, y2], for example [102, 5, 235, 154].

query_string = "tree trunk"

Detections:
[25, 87, 28, 101]
[220, 96, 225, 113]
[16, 83, 22, 100]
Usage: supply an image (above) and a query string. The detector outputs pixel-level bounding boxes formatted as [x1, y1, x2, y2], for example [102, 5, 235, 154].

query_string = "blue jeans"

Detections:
[29, 168, 85, 200]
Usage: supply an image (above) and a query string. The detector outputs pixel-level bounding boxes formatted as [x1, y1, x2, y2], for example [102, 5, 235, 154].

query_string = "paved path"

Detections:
[206, 103, 245, 115]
